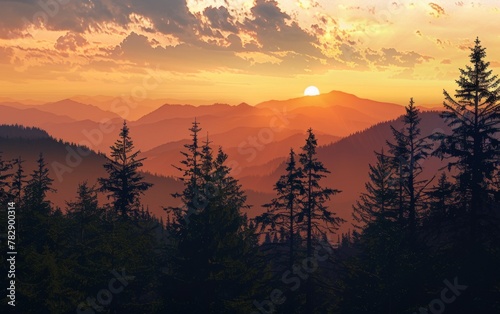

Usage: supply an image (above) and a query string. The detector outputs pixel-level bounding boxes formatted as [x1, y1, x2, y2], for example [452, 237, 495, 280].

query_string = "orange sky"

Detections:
[1, 0, 499, 106]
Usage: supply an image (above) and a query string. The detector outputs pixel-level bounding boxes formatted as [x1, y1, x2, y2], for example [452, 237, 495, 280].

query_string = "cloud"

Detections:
[203, 6, 239, 33]
[110, 32, 250, 73]
[0, 47, 14, 64]
[391, 67, 415, 79]
[55, 32, 89, 51]
[336, 43, 369, 69]
[0, 0, 456, 83]
[241, 0, 323, 57]
[366, 48, 433, 68]
[428, 3, 446, 18]
[0, 0, 200, 41]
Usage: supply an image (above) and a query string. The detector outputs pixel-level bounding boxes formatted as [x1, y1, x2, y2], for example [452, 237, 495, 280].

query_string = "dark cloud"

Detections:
[111, 32, 249, 72]
[0, 0, 321, 57]
[429, 3, 446, 17]
[366, 48, 433, 68]
[226, 34, 243, 50]
[0, 0, 438, 78]
[55, 32, 89, 51]
[0, 0, 199, 41]
[109, 31, 333, 76]
[336, 43, 368, 69]
[130, 0, 200, 41]
[241, 0, 323, 57]
[203, 6, 239, 33]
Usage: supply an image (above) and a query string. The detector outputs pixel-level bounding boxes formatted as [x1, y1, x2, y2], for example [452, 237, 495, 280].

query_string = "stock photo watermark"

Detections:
[413, 277, 467, 314]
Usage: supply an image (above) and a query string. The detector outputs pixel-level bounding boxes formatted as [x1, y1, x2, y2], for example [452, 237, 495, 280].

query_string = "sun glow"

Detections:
[304, 86, 320, 96]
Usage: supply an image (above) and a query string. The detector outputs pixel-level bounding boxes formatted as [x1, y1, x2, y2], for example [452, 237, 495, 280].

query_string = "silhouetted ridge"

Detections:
[0, 124, 50, 139]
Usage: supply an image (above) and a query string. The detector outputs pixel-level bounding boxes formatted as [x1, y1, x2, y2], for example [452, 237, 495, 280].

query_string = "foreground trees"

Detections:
[165, 122, 264, 313]
[352, 149, 397, 226]
[341, 38, 500, 314]
[99, 121, 152, 218]
[257, 148, 304, 271]
[0, 39, 499, 314]
[256, 129, 343, 313]
[387, 98, 432, 241]
[0, 153, 12, 203]
[433, 37, 500, 250]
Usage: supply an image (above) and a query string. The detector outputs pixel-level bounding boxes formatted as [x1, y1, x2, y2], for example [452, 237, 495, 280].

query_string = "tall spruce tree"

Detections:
[256, 148, 304, 270]
[298, 129, 343, 313]
[432, 38, 500, 248]
[169, 119, 203, 224]
[9, 156, 26, 206]
[66, 181, 102, 243]
[23, 153, 55, 218]
[0, 152, 12, 203]
[387, 98, 432, 241]
[167, 121, 263, 313]
[424, 172, 456, 221]
[99, 121, 152, 218]
[17, 154, 60, 313]
[352, 149, 398, 228]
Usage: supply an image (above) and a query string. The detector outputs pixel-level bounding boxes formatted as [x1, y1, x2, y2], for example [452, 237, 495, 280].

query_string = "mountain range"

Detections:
[0, 91, 450, 233]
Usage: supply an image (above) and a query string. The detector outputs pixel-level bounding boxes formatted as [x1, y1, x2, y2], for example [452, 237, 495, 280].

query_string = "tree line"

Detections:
[0, 38, 499, 313]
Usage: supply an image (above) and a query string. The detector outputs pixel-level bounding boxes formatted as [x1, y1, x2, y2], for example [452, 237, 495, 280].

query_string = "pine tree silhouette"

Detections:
[9, 156, 26, 206]
[387, 98, 432, 242]
[0, 152, 12, 204]
[352, 148, 398, 228]
[298, 128, 343, 313]
[99, 121, 152, 218]
[256, 148, 304, 272]
[432, 37, 500, 249]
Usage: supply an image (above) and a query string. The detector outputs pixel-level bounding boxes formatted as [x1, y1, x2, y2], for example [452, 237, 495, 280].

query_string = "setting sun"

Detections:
[304, 86, 320, 96]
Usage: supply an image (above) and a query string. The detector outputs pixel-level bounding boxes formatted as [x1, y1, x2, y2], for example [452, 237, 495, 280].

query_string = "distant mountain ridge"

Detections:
[0, 91, 422, 211]
[0, 124, 270, 220]
[0, 125, 50, 139]
[239, 111, 451, 234]
[0, 99, 121, 122]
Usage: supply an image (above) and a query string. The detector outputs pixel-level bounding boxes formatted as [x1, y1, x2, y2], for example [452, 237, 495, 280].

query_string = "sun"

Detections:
[304, 86, 320, 96]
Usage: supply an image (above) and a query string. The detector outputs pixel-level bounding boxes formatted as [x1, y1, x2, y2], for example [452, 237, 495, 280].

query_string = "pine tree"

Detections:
[432, 38, 500, 248]
[20, 153, 55, 249]
[23, 153, 55, 217]
[18, 154, 59, 313]
[256, 148, 304, 271]
[99, 121, 153, 218]
[168, 119, 203, 224]
[201, 133, 214, 180]
[298, 129, 343, 313]
[9, 156, 26, 206]
[352, 149, 398, 228]
[66, 181, 102, 243]
[425, 172, 456, 221]
[387, 98, 432, 241]
[0, 152, 12, 203]
[167, 121, 264, 313]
